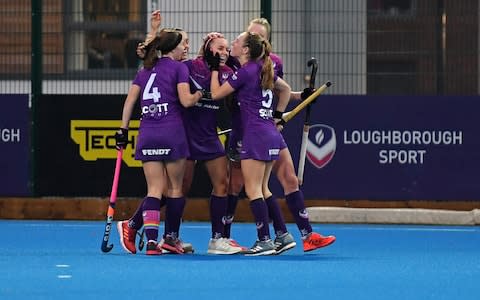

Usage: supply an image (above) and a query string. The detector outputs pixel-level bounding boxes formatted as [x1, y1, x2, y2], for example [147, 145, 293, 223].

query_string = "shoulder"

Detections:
[163, 58, 183, 68]
[134, 67, 150, 80]
[189, 57, 209, 73]
[175, 60, 189, 72]
[270, 53, 283, 65]
[136, 66, 148, 75]
[182, 59, 193, 69]
[229, 63, 253, 85]
[243, 61, 259, 72]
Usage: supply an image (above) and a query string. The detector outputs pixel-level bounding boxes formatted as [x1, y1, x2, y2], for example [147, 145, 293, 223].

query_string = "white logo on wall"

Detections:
[306, 124, 337, 169]
[343, 129, 463, 164]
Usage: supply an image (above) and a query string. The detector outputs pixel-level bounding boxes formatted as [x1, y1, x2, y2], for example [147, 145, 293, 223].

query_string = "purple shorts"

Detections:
[187, 136, 225, 161]
[229, 129, 286, 162]
[240, 129, 283, 161]
[279, 134, 287, 150]
[135, 122, 190, 161]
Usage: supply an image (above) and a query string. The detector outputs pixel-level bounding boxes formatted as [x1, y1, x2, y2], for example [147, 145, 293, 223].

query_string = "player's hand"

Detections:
[136, 42, 146, 60]
[301, 87, 315, 101]
[205, 48, 221, 71]
[150, 10, 162, 32]
[201, 90, 212, 99]
[274, 119, 284, 132]
[114, 128, 129, 150]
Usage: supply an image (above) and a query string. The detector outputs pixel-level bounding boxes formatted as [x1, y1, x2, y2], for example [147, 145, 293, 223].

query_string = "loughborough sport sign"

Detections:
[274, 95, 480, 201]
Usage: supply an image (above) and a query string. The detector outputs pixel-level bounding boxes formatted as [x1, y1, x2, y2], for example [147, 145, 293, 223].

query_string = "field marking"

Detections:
[332, 226, 477, 232]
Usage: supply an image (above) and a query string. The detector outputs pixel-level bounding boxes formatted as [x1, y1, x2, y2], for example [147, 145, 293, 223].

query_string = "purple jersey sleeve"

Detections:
[227, 67, 249, 91]
[176, 62, 190, 84]
[271, 53, 284, 78]
[133, 68, 148, 86]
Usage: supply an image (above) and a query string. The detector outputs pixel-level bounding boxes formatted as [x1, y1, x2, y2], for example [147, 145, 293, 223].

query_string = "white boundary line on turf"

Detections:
[56, 264, 72, 279]
[332, 226, 477, 232]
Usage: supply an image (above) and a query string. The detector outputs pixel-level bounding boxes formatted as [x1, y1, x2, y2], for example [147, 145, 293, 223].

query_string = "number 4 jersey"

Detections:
[133, 57, 190, 123]
[132, 57, 191, 161]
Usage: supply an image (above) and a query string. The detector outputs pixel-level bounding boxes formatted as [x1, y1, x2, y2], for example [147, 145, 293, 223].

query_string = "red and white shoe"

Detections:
[117, 220, 137, 254]
[159, 238, 194, 254]
[146, 241, 162, 256]
[160, 236, 185, 254]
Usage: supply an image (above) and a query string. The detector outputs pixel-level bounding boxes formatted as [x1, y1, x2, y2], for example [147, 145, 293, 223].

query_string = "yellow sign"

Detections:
[71, 120, 228, 167]
[70, 120, 141, 167]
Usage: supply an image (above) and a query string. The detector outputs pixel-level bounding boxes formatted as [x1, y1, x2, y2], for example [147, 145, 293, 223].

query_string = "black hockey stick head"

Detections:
[307, 57, 318, 88]
[101, 240, 114, 252]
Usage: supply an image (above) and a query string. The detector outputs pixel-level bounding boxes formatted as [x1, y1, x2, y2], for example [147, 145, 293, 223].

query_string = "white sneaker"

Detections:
[207, 238, 243, 255]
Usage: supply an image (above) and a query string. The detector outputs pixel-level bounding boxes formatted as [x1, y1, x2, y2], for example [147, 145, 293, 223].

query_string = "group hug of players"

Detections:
[113, 11, 336, 256]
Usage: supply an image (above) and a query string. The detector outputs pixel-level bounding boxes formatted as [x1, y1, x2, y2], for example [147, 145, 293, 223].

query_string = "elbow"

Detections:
[210, 87, 221, 100]
[283, 87, 292, 101]
[211, 92, 221, 100]
[285, 84, 292, 95]
[181, 91, 201, 108]
[180, 98, 195, 108]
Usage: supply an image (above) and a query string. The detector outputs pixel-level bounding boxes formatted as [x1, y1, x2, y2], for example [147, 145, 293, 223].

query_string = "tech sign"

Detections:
[274, 95, 480, 201]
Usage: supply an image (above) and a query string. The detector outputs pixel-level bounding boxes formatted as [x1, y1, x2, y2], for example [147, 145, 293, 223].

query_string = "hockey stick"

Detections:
[278, 80, 331, 124]
[219, 81, 331, 137]
[101, 149, 123, 252]
[137, 229, 145, 251]
[298, 58, 318, 186]
[217, 128, 232, 136]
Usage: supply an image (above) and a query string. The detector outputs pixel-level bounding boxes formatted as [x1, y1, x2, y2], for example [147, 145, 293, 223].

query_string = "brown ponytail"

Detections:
[143, 37, 161, 69]
[260, 40, 274, 90]
[244, 32, 274, 90]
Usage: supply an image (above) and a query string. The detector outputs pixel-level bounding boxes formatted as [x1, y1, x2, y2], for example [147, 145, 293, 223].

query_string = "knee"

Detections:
[212, 178, 228, 197]
[279, 171, 299, 193]
[229, 177, 243, 195]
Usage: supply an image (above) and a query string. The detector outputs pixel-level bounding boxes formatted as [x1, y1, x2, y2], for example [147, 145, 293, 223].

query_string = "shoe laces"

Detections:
[218, 239, 232, 250]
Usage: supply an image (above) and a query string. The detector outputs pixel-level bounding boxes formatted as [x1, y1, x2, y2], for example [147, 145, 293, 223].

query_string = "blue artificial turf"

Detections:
[0, 220, 478, 299]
